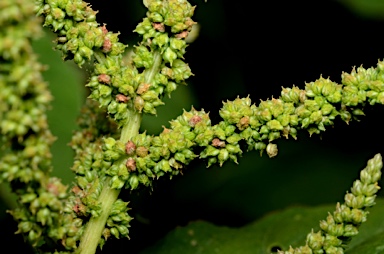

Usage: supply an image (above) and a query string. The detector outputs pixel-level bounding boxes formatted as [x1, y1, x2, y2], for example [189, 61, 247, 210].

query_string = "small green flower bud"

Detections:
[149, 12, 164, 23]
[116, 225, 129, 237]
[321, 103, 334, 115]
[362, 182, 380, 196]
[128, 175, 139, 190]
[200, 145, 220, 158]
[74, 52, 85, 66]
[363, 195, 376, 207]
[343, 224, 358, 237]
[17, 221, 33, 233]
[268, 131, 280, 142]
[170, 37, 186, 51]
[350, 208, 367, 224]
[138, 174, 151, 186]
[309, 110, 322, 124]
[351, 180, 363, 196]
[226, 133, 242, 144]
[78, 46, 93, 60]
[152, 33, 169, 48]
[344, 193, 365, 209]
[218, 149, 229, 166]
[352, 109, 365, 116]
[266, 120, 283, 131]
[110, 227, 120, 239]
[111, 175, 125, 189]
[306, 230, 324, 250]
[254, 142, 266, 152]
[206, 157, 217, 167]
[226, 144, 242, 154]
[342, 71, 358, 86]
[323, 234, 342, 248]
[163, 47, 177, 65]
[21, 193, 37, 203]
[328, 223, 344, 237]
[36, 208, 51, 226]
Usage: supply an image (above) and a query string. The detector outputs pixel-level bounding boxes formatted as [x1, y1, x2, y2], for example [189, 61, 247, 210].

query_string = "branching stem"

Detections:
[77, 51, 162, 254]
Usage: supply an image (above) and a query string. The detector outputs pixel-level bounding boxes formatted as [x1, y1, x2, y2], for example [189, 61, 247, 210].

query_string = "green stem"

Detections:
[77, 51, 162, 254]
[77, 178, 120, 254]
[144, 50, 162, 84]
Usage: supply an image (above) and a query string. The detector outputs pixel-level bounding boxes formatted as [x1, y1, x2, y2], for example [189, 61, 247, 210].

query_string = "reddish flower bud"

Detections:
[212, 138, 225, 148]
[126, 158, 136, 172]
[152, 22, 165, 32]
[116, 94, 130, 103]
[103, 37, 112, 52]
[98, 74, 111, 84]
[125, 141, 136, 155]
[189, 115, 202, 127]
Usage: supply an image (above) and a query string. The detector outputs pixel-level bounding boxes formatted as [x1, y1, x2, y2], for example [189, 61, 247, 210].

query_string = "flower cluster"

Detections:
[280, 153, 382, 254]
[4, 0, 381, 252]
[68, 99, 133, 247]
[36, 0, 195, 127]
[101, 60, 384, 191]
[100, 198, 132, 247]
[0, 0, 70, 251]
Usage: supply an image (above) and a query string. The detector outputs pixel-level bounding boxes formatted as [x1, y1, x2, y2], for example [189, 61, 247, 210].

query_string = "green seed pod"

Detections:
[323, 235, 342, 248]
[110, 227, 120, 239]
[138, 174, 151, 186]
[343, 224, 359, 237]
[259, 125, 269, 134]
[200, 145, 220, 158]
[153, 33, 169, 48]
[226, 144, 241, 154]
[276, 114, 290, 127]
[149, 12, 164, 22]
[73, 52, 84, 65]
[78, 46, 93, 60]
[268, 131, 280, 142]
[170, 37, 186, 51]
[128, 175, 139, 190]
[344, 193, 365, 209]
[257, 108, 272, 122]
[306, 231, 324, 250]
[226, 133, 241, 144]
[163, 47, 177, 65]
[266, 120, 283, 131]
[36, 208, 51, 226]
[17, 221, 34, 234]
[321, 103, 334, 115]
[111, 175, 124, 189]
[309, 110, 322, 124]
[254, 142, 266, 152]
[218, 149, 229, 166]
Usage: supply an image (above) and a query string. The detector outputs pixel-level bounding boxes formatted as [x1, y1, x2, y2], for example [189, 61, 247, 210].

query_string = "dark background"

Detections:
[2, 0, 384, 253]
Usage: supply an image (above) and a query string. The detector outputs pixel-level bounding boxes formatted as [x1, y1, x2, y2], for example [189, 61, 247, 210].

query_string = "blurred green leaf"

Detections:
[32, 29, 85, 184]
[140, 199, 384, 254]
[339, 0, 384, 19]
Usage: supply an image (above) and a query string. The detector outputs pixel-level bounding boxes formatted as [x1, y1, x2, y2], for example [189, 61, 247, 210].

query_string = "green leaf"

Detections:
[140, 199, 384, 254]
[339, 0, 384, 19]
[32, 29, 85, 184]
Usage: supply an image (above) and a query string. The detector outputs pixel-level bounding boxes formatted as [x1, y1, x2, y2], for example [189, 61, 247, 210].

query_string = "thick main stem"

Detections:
[77, 51, 161, 254]
[77, 111, 141, 254]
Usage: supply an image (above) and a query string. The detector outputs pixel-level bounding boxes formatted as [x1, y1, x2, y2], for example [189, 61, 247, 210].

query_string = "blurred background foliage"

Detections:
[2, 0, 384, 253]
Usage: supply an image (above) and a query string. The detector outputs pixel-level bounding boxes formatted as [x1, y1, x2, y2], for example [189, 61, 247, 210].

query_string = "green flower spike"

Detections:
[279, 153, 382, 254]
